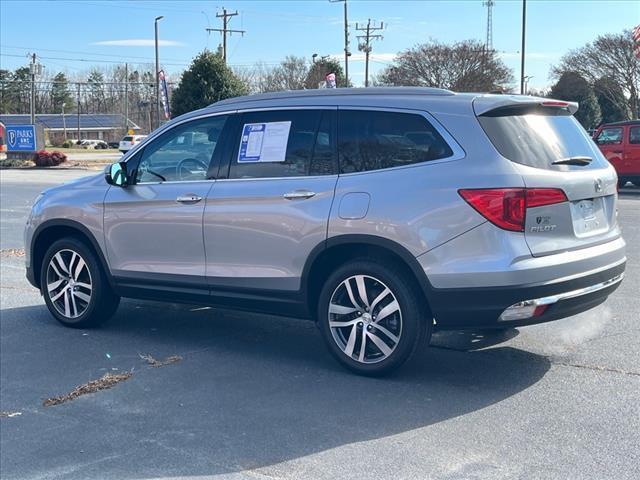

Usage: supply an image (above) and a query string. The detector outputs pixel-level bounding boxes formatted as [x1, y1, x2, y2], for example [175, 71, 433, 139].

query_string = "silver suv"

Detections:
[25, 88, 626, 375]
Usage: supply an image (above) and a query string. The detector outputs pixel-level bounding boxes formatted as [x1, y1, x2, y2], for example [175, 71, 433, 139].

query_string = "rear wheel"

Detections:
[618, 178, 628, 189]
[317, 259, 430, 376]
[41, 237, 119, 328]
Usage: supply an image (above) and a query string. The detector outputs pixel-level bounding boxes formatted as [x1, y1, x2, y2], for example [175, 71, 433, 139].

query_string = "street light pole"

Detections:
[154, 16, 164, 130]
[520, 0, 527, 95]
[523, 75, 534, 95]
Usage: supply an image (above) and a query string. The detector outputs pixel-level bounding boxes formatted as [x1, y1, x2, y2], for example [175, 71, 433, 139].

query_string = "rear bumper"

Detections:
[429, 261, 625, 330]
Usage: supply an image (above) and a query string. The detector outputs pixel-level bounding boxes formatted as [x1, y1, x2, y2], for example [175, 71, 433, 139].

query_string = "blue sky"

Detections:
[1, 0, 638, 89]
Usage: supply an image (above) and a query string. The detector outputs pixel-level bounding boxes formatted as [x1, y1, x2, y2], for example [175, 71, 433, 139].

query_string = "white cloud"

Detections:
[92, 39, 185, 47]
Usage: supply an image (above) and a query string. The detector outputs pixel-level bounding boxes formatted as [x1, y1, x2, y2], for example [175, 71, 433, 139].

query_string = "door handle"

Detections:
[612, 150, 623, 154]
[283, 190, 316, 200]
[176, 194, 203, 203]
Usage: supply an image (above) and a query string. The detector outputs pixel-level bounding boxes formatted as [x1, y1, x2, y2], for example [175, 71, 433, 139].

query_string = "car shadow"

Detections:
[431, 327, 520, 351]
[1, 300, 550, 479]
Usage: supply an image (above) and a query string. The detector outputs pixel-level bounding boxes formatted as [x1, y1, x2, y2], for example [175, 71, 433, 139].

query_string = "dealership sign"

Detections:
[6, 125, 36, 151]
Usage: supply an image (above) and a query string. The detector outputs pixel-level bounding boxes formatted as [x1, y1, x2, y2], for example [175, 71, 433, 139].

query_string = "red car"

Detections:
[593, 120, 640, 188]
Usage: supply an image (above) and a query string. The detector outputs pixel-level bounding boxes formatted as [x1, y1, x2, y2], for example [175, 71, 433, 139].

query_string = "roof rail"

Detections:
[209, 86, 455, 108]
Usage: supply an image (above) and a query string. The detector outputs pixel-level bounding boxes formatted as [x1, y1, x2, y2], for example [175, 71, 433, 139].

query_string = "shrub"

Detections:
[62, 140, 73, 148]
[32, 150, 68, 167]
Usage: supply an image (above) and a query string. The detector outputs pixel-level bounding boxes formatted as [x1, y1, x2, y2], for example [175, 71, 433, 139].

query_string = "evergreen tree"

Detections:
[171, 50, 248, 117]
[550, 72, 602, 129]
[50, 72, 73, 113]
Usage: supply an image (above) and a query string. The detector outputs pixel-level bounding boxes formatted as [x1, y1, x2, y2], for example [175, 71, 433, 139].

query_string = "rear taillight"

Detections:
[458, 188, 567, 232]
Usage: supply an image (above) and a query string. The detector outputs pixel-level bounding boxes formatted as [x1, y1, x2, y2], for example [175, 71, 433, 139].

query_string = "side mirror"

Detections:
[105, 162, 128, 187]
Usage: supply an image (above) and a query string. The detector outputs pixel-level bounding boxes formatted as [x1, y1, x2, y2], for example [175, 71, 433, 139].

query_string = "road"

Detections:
[1, 170, 639, 480]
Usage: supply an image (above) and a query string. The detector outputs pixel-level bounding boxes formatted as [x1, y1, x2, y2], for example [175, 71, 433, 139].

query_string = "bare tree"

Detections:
[234, 56, 309, 94]
[271, 55, 309, 91]
[376, 39, 513, 92]
[552, 30, 639, 119]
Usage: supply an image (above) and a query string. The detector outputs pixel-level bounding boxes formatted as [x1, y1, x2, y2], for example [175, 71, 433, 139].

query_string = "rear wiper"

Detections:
[552, 156, 593, 166]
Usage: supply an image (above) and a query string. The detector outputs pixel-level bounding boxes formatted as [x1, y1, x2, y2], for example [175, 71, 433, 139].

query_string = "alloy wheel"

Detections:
[328, 274, 402, 364]
[46, 249, 93, 319]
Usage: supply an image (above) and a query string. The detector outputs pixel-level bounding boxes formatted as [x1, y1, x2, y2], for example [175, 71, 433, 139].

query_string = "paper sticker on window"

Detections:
[238, 121, 291, 163]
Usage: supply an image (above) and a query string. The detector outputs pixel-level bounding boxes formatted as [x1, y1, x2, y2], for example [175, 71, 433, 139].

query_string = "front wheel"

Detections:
[41, 237, 120, 328]
[317, 259, 430, 376]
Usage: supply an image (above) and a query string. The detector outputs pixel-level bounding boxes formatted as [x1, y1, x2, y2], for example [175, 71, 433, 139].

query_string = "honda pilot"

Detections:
[25, 88, 626, 375]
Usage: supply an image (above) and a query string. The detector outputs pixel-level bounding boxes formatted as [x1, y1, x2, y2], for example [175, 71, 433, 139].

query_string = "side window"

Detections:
[338, 110, 454, 174]
[629, 126, 640, 145]
[595, 127, 623, 145]
[136, 115, 228, 183]
[229, 110, 336, 179]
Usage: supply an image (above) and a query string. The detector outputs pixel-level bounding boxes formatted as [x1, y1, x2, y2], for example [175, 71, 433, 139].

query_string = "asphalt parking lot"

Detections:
[1, 170, 639, 480]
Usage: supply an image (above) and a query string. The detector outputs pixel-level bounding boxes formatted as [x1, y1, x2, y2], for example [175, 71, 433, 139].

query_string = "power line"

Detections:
[356, 19, 384, 88]
[0, 52, 185, 67]
[206, 8, 246, 64]
[1, 44, 187, 63]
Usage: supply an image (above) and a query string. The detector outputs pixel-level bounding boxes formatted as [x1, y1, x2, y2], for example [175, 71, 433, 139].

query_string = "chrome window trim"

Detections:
[130, 105, 465, 183]
[217, 105, 465, 182]
[134, 179, 215, 186]
[214, 174, 339, 184]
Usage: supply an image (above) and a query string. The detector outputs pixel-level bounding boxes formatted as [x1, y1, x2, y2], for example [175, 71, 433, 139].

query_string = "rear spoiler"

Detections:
[473, 95, 579, 117]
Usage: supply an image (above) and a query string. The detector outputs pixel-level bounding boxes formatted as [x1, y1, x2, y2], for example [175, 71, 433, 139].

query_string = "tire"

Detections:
[317, 258, 431, 376]
[40, 237, 120, 328]
[618, 178, 628, 189]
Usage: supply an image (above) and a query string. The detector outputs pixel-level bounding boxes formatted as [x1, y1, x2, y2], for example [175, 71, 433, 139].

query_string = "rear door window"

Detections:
[595, 127, 623, 145]
[338, 110, 453, 174]
[478, 106, 608, 171]
[229, 110, 337, 179]
[629, 126, 640, 145]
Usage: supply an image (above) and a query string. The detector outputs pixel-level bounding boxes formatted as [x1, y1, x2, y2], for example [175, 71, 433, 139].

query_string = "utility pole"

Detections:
[207, 8, 245, 64]
[356, 19, 383, 88]
[154, 16, 164, 130]
[29, 53, 41, 125]
[484, 0, 494, 51]
[520, 0, 527, 94]
[124, 63, 129, 133]
[330, 0, 350, 86]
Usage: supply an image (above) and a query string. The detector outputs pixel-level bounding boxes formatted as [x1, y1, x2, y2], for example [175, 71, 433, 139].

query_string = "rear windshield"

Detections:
[122, 136, 133, 141]
[477, 106, 605, 171]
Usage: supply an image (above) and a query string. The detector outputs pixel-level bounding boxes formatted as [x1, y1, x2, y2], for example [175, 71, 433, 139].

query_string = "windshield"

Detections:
[477, 107, 607, 171]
